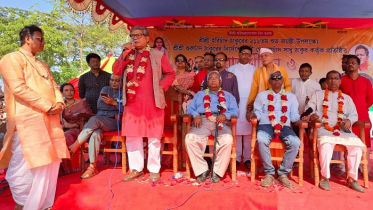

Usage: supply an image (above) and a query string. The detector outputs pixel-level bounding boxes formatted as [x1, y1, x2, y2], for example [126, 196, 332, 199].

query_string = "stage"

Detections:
[1, 152, 372, 210]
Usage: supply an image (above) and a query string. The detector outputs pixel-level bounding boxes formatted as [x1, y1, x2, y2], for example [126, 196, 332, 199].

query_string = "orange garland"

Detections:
[322, 89, 344, 136]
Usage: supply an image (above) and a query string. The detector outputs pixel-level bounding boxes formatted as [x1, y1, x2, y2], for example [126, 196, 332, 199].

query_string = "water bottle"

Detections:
[172, 172, 183, 179]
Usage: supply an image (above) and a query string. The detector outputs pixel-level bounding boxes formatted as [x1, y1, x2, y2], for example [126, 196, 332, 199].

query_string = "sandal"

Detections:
[81, 165, 98, 179]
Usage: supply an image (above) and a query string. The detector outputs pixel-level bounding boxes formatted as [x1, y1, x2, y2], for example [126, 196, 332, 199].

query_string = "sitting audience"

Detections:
[185, 71, 239, 182]
[60, 83, 92, 175]
[69, 74, 123, 179]
[248, 70, 300, 188]
[306, 70, 366, 192]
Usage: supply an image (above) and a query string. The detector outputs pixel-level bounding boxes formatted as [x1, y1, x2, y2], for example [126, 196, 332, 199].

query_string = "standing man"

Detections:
[246, 48, 291, 112]
[340, 55, 373, 176]
[194, 56, 204, 74]
[0, 25, 68, 209]
[197, 52, 215, 89]
[228, 45, 256, 168]
[78, 53, 111, 114]
[203, 52, 239, 104]
[112, 26, 175, 182]
[291, 63, 321, 114]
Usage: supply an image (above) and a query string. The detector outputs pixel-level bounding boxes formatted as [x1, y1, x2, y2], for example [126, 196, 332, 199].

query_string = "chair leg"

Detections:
[106, 152, 110, 165]
[362, 150, 369, 188]
[121, 138, 127, 174]
[231, 157, 236, 181]
[299, 161, 303, 186]
[185, 153, 191, 179]
[173, 143, 178, 174]
[314, 157, 320, 186]
[80, 146, 85, 172]
[250, 158, 256, 182]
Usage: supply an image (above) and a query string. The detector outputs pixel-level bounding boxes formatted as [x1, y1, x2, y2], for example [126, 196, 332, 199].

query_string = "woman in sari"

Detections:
[60, 83, 92, 175]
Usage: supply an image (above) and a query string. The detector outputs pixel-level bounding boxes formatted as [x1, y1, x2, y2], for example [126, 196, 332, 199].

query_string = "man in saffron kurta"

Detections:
[0, 25, 68, 210]
[246, 48, 291, 111]
[112, 26, 175, 182]
[306, 70, 366, 193]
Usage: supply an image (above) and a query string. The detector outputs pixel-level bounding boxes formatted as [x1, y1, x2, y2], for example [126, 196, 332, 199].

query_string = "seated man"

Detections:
[68, 74, 123, 179]
[306, 70, 366, 192]
[185, 71, 239, 183]
[248, 70, 300, 188]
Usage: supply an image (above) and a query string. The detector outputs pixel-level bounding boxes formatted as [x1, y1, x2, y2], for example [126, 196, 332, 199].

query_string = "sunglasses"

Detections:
[270, 75, 283, 80]
[214, 58, 226, 62]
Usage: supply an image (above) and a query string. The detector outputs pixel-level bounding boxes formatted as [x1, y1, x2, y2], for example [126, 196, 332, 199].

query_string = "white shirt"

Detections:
[291, 78, 321, 114]
[228, 62, 256, 135]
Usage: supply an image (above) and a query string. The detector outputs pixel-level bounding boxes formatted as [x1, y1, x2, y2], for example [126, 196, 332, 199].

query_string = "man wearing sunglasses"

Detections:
[246, 48, 292, 112]
[247, 70, 300, 188]
[227, 45, 256, 169]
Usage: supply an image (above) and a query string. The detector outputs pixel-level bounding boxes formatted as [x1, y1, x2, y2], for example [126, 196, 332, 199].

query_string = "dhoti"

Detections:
[6, 131, 61, 210]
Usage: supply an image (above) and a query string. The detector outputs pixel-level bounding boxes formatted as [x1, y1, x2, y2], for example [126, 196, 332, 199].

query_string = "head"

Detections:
[355, 45, 369, 65]
[215, 52, 227, 70]
[298, 63, 312, 82]
[325, 70, 341, 92]
[129, 26, 150, 50]
[194, 56, 204, 71]
[203, 52, 215, 70]
[347, 55, 360, 73]
[153, 37, 166, 49]
[260, 48, 274, 66]
[342, 54, 350, 72]
[60, 83, 75, 100]
[268, 70, 284, 92]
[110, 74, 122, 90]
[206, 71, 222, 91]
[86, 53, 101, 71]
[175, 54, 189, 71]
[19, 25, 45, 54]
[238, 45, 253, 65]
[319, 78, 328, 90]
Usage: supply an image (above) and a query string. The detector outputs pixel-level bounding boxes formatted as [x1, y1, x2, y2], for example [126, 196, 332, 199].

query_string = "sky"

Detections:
[0, 0, 53, 12]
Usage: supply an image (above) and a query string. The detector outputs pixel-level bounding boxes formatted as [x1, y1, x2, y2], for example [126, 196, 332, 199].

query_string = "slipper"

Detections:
[81, 165, 98, 179]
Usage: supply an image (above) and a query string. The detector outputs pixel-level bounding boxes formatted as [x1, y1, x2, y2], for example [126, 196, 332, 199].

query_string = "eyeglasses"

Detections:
[214, 58, 226, 62]
[208, 78, 220, 81]
[176, 59, 185, 62]
[203, 58, 213, 62]
[270, 75, 283, 80]
[241, 52, 252, 56]
[129, 33, 144, 39]
[34, 37, 45, 43]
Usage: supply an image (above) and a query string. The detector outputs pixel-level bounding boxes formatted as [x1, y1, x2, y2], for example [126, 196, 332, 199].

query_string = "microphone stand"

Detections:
[210, 105, 223, 182]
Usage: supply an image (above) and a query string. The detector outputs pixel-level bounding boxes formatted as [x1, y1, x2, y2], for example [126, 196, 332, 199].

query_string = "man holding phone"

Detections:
[68, 74, 123, 179]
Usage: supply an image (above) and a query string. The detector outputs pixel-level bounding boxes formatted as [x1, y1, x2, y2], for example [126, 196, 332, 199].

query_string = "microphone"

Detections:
[123, 41, 134, 52]
[300, 107, 313, 119]
[193, 66, 198, 71]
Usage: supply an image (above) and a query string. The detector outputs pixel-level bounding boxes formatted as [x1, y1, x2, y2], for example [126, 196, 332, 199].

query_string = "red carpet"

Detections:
[1, 151, 372, 210]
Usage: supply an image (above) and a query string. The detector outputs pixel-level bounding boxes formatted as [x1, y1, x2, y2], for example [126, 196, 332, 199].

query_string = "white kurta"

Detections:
[306, 90, 366, 149]
[228, 62, 256, 135]
[291, 78, 321, 114]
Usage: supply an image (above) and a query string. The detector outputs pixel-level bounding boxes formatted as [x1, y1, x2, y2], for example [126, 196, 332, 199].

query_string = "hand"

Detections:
[216, 114, 227, 123]
[302, 115, 310, 121]
[246, 102, 253, 112]
[102, 95, 117, 106]
[341, 119, 351, 129]
[47, 102, 64, 116]
[122, 42, 133, 53]
[246, 112, 256, 122]
[309, 113, 319, 121]
[193, 115, 202, 128]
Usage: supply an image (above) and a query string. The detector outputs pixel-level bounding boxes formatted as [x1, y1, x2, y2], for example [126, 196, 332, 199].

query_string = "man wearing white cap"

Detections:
[227, 45, 256, 168]
[246, 48, 291, 112]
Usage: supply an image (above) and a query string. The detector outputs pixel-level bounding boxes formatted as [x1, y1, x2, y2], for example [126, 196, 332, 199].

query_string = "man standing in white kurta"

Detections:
[228, 45, 256, 168]
[306, 70, 366, 193]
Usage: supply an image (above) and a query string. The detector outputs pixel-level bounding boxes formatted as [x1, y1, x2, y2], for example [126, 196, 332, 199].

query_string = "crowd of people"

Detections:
[0, 24, 372, 209]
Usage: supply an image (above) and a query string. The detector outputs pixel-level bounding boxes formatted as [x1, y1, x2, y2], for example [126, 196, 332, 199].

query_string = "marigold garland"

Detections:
[125, 44, 151, 101]
[203, 88, 227, 130]
[268, 89, 288, 140]
[322, 89, 344, 136]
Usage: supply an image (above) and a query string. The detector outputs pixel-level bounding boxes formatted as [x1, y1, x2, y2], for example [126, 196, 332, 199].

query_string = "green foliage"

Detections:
[0, 0, 128, 84]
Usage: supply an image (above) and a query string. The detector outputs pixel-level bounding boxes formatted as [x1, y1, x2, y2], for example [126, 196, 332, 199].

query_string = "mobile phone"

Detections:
[100, 93, 109, 97]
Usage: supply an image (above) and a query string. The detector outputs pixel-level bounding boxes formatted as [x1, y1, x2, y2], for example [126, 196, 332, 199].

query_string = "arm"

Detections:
[186, 92, 201, 118]
[224, 93, 239, 120]
[345, 96, 358, 127]
[112, 53, 130, 75]
[253, 93, 264, 120]
[289, 94, 300, 122]
[246, 69, 261, 108]
[366, 80, 373, 107]
[159, 55, 176, 91]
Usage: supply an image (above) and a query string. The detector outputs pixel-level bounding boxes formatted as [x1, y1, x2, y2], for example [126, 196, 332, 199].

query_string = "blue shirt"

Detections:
[254, 89, 300, 126]
[96, 86, 123, 117]
[187, 90, 239, 119]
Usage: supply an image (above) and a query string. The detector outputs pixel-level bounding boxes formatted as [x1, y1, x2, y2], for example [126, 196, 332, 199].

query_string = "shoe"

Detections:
[149, 173, 160, 182]
[347, 180, 365, 193]
[319, 179, 330, 191]
[244, 160, 251, 170]
[197, 170, 210, 182]
[81, 165, 99, 179]
[236, 161, 240, 166]
[122, 170, 144, 182]
[261, 174, 275, 187]
[277, 174, 294, 188]
[211, 172, 221, 183]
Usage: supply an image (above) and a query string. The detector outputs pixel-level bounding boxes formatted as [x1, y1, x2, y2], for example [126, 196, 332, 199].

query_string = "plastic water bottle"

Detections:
[172, 172, 183, 179]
